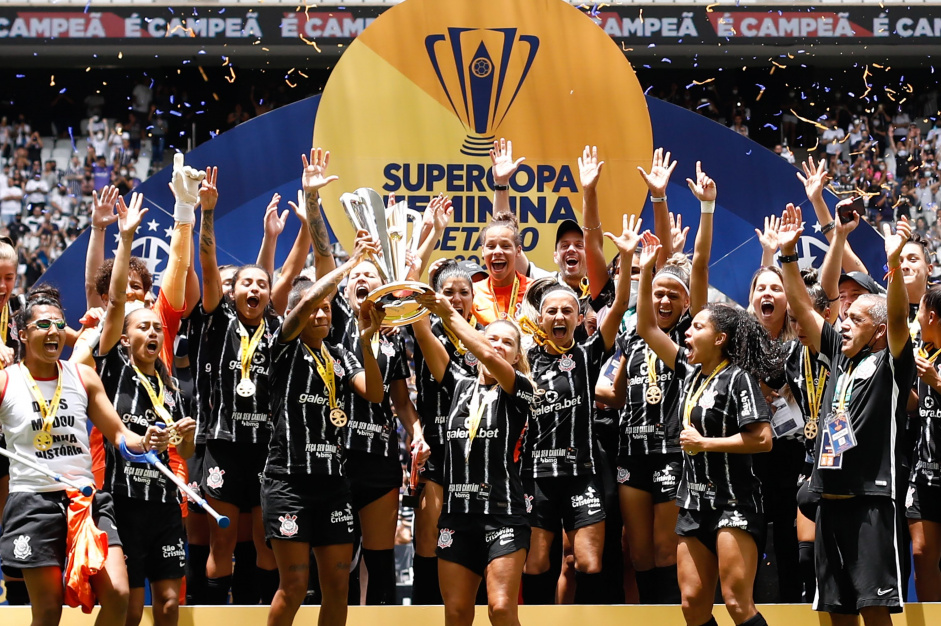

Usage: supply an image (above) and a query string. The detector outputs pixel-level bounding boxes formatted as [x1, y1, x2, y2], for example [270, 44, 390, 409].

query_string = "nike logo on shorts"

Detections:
[877, 587, 894, 596]
[499, 537, 514, 546]
[587, 508, 601, 516]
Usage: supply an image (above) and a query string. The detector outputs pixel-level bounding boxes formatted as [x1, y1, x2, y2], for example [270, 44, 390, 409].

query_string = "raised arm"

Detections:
[819, 199, 859, 324]
[161, 219, 194, 313]
[271, 193, 312, 315]
[636, 232, 680, 368]
[687, 161, 715, 315]
[637, 147, 678, 266]
[349, 301, 386, 404]
[197, 166, 222, 313]
[579, 145, 609, 299]
[599, 214, 642, 350]
[778, 204, 824, 352]
[490, 139, 530, 274]
[256, 193, 287, 275]
[99, 193, 148, 355]
[755, 214, 780, 268]
[407, 193, 453, 282]
[885, 217, 914, 359]
[295, 148, 339, 281]
[84, 185, 119, 309]
[411, 314, 450, 383]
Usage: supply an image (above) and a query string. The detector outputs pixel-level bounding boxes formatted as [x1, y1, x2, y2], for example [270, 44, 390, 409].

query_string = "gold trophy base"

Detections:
[368, 281, 432, 327]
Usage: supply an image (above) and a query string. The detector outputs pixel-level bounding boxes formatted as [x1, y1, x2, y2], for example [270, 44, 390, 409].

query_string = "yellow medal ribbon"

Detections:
[23, 362, 64, 451]
[465, 382, 499, 461]
[441, 323, 467, 356]
[833, 358, 866, 415]
[0, 301, 8, 345]
[489, 273, 520, 321]
[370, 332, 380, 359]
[132, 365, 182, 445]
[645, 349, 662, 404]
[802, 347, 828, 422]
[517, 315, 574, 354]
[579, 276, 591, 300]
[306, 343, 346, 427]
[682, 360, 729, 455]
[918, 345, 941, 363]
[239, 320, 265, 381]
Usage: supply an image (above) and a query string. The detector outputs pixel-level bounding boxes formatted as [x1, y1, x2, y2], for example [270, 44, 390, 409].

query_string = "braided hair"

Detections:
[704, 303, 786, 382]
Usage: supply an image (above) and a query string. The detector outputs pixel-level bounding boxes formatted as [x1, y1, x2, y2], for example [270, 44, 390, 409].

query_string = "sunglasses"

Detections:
[29, 318, 67, 331]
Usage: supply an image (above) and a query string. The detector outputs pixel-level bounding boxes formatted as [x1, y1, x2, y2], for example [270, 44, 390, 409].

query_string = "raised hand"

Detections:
[797, 156, 829, 203]
[604, 214, 643, 255]
[637, 147, 677, 197]
[91, 185, 119, 229]
[670, 212, 689, 252]
[197, 166, 218, 213]
[755, 214, 781, 256]
[778, 203, 804, 253]
[834, 198, 861, 237]
[301, 147, 339, 193]
[116, 192, 148, 238]
[578, 145, 604, 191]
[263, 193, 289, 237]
[351, 229, 380, 264]
[490, 138, 525, 186]
[415, 290, 452, 318]
[883, 215, 912, 263]
[685, 161, 717, 202]
[287, 189, 307, 222]
[429, 193, 454, 233]
[358, 299, 386, 340]
[170, 153, 206, 224]
[638, 231, 661, 270]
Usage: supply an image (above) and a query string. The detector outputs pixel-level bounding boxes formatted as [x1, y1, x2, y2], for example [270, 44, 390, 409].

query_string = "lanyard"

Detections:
[466, 382, 499, 461]
[802, 347, 828, 421]
[0, 301, 9, 345]
[306, 344, 339, 411]
[918, 345, 941, 363]
[579, 276, 591, 300]
[488, 273, 520, 321]
[682, 360, 729, 428]
[441, 323, 467, 356]
[238, 320, 266, 382]
[832, 356, 871, 414]
[22, 362, 63, 433]
[518, 315, 575, 354]
[132, 365, 174, 426]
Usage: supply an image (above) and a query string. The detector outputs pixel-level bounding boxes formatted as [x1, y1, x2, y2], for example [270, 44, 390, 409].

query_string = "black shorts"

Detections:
[261, 474, 355, 547]
[113, 496, 185, 587]
[345, 450, 402, 512]
[0, 490, 122, 577]
[201, 440, 266, 512]
[675, 506, 764, 555]
[814, 496, 903, 615]
[436, 512, 530, 577]
[523, 474, 605, 533]
[185, 443, 207, 515]
[616, 454, 682, 504]
[420, 441, 445, 486]
[906, 482, 941, 523]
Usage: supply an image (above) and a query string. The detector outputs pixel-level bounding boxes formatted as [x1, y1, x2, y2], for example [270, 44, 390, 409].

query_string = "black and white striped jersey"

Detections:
[410, 317, 480, 449]
[674, 351, 770, 513]
[264, 336, 363, 477]
[617, 315, 691, 457]
[781, 339, 832, 457]
[913, 363, 941, 488]
[186, 303, 210, 446]
[193, 299, 280, 445]
[96, 345, 184, 503]
[525, 333, 607, 478]
[442, 369, 536, 516]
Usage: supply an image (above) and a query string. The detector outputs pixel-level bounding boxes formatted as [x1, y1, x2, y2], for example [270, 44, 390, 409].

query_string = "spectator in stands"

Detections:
[0, 172, 23, 225]
[150, 114, 168, 166]
[65, 155, 84, 198]
[729, 113, 749, 138]
[25, 132, 42, 167]
[821, 117, 845, 165]
[126, 112, 143, 158]
[0, 117, 11, 163]
[23, 171, 48, 213]
[42, 160, 58, 191]
[92, 155, 112, 192]
[871, 104, 892, 155]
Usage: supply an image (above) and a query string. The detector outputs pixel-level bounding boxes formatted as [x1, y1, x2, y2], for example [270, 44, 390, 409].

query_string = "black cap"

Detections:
[555, 219, 583, 245]
[457, 260, 488, 281]
[838, 272, 886, 296]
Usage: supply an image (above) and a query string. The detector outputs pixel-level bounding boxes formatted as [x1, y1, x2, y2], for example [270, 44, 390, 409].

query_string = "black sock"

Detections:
[205, 575, 233, 605]
[521, 571, 556, 604]
[231, 541, 258, 604]
[740, 613, 768, 626]
[257, 567, 280, 604]
[361, 548, 396, 605]
[573, 571, 606, 604]
[653, 565, 681, 604]
[798, 540, 816, 604]
[411, 555, 441, 605]
[634, 568, 657, 604]
[696, 618, 718, 626]
[185, 544, 210, 605]
[4, 579, 29, 605]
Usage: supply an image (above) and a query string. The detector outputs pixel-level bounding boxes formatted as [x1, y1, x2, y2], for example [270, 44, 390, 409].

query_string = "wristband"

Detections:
[700, 200, 715, 214]
[820, 220, 836, 235]
[174, 201, 196, 225]
[779, 253, 800, 264]
[92, 225, 106, 232]
[583, 223, 602, 231]
[493, 184, 509, 191]
[650, 196, 667, 203]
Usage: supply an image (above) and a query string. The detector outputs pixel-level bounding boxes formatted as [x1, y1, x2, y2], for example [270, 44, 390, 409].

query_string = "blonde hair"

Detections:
[487, 319, 532, 376]
[0, 240, 16, 265]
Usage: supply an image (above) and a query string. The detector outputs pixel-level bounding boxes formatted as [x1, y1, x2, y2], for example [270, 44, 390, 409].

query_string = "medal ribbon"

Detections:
[132, 365, 174, 427]
[646, 348, 659, 390]
[22, 362, 63, 433]
[306, 344, 339, 412]
[488, 273, 520, 320]
[918, 345, 941, 363]
[0, 302, 8, 345]
[517, 315, 574, 354]
[238, 320, 266, 385]
[466, 383, 499, 461]
[579, 276, 591, 300]
[802, 347, 828, 421]
[682, 360, 729, 429]
[441, 323, 467, 356]
[832, 357, 868, 414]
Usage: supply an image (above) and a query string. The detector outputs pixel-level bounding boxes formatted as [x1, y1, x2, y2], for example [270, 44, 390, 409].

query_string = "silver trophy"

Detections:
[339, 188, 432, 327]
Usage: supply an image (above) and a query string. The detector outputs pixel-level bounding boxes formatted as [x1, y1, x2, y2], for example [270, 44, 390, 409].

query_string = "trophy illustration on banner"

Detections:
[340, 188, 432, 327]
[425, 28, 539, 156]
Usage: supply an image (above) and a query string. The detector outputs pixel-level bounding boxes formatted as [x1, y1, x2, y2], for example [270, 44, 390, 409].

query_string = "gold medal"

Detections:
[236, 379, 256, 397]
[682, 360, 729, 457]
[33, 430, 53, 451]
[330, 408, 348, 427]
[168, 428, 184, 446]
[645, 385, 662, 405]
[804, 420, 818, 440]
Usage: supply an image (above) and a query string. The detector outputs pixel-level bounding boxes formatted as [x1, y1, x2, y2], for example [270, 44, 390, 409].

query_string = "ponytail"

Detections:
[705, 303, 786, 382]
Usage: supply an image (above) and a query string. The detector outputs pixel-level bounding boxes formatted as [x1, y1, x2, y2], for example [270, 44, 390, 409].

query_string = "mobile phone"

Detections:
[838, 197, 864, 224]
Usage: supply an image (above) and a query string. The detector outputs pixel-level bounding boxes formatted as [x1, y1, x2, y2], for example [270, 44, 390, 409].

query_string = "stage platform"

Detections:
[2, 604, 941, 625]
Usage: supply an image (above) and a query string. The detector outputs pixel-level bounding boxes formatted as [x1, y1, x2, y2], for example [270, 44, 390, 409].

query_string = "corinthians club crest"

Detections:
[425, 28, 539, 156]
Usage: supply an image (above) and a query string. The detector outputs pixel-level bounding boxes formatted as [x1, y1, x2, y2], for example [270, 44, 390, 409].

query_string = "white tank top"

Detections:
[0, 361, 93, 493]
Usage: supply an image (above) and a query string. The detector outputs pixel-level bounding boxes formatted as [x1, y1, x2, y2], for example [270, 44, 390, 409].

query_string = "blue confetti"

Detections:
[168, 7, 174, 14]
[662, 58, 672, 64]
[15, 74, 24, 78]
[68, 127, 77, 153]
[170, 95, 174, 104]
[696, 102, 710, 110]
[219, 8, 226, 14]
[763, 123, 778, 130]
[170, 110, 182, 117]
[746, 150, 752, 155]
[83, 1, 90, 13]
[648, 43, 656, 48]
[644, 85, 653, 95]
